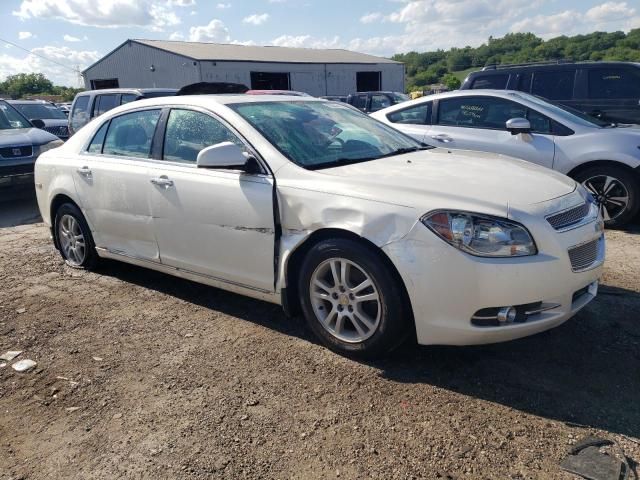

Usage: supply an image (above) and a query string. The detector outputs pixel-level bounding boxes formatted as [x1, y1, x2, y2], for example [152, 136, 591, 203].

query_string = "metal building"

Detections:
[82, 39, 405, 96]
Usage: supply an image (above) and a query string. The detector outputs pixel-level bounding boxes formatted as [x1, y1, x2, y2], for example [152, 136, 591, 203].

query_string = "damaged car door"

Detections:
[148, 108, 275, 292]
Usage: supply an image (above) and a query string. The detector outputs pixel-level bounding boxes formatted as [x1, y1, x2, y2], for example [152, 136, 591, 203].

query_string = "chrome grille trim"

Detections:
[546, 202, 590, 230]
[568, 238, 600, 272]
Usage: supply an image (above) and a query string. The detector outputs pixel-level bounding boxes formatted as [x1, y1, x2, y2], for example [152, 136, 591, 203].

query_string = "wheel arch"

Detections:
[281, 228, 415, 328]
[566, 160, 640, 181]
[50, 194, 81, 250]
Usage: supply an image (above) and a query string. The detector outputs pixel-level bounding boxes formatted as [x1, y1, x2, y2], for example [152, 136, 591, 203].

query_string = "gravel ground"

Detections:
[0, 196, 639, 479]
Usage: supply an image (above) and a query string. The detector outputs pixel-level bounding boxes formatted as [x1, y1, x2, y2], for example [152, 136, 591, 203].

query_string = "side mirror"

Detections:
[506, 118, 531, 135]
[31, 118, 45, 129]
[196, 141, 261, 173]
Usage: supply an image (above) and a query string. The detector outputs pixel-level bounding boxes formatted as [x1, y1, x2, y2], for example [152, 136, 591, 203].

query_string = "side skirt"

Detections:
[95, 247, 282, 305]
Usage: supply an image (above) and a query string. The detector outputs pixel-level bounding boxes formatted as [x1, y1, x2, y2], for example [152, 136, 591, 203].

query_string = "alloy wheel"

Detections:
[58, 214, 86, 266]
[582, 175, 629, 222]
[309, 257, 381, 343]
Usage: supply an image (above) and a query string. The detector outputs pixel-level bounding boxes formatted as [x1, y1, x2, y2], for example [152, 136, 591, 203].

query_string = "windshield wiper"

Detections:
[307, 146, 432, 170]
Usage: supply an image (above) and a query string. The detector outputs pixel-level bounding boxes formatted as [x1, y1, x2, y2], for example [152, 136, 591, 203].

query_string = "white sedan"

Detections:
[371, 90, 640, 228]
[35, 95, 604, 358]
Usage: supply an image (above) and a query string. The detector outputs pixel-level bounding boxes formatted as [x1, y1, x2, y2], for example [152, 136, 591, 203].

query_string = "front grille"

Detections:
[547, 202, 590, 230]
[568, 238, 599, 272]
[0, 145, 33, 158]
[44, 125, 69, 138]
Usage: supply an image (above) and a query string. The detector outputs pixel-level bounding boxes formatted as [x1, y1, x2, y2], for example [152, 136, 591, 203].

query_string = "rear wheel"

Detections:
[298, 238, 410, 358]
[54, 203, 99, 269]
[573, 165, 640, 228]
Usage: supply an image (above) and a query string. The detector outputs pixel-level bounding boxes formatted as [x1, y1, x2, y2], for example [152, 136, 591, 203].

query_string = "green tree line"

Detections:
[0, 73, 83, 102]
[393, 29, 640, 92]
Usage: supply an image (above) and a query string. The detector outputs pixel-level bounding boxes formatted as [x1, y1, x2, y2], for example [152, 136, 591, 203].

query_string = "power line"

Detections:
[0, 37, 81, 74]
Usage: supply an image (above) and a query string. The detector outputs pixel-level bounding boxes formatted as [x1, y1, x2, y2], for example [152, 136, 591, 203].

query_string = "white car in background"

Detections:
[35, 96, 604, 358]
[371, 90, 640, 227]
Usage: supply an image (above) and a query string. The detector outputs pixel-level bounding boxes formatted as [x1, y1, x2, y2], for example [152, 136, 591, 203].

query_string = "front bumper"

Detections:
[0, 161, 35, 188]
[383, 210, 604, 346]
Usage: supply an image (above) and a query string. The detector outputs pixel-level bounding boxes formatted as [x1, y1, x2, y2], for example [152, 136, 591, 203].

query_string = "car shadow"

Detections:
[0, 187, 42, 228]
[98, 260, 640, 439]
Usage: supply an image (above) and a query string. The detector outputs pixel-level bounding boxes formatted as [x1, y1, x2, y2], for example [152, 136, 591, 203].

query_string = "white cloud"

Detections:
[169, 31, 184, 40]
[216, 2, 231, 8]
[242, 13, 269, 25]
[0, 45, 100, 86]
[13, 0, 180, 31]
[360, 12, 382, 24]
[511, 2, 639, 38]
[63, 34, 86, 42]
[189, 19, 230, 42]
[167, 0, 195, 6]
[18, 31, 33, 40]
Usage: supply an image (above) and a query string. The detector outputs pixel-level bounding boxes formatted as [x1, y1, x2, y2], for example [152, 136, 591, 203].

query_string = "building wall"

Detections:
[84, 42, 405, 95]
[83, 41, 200, 89]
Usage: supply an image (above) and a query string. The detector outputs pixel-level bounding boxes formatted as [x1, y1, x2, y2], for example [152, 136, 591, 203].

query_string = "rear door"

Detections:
[148, 107, 275, 292]
[73, 108, 161, 260]
[429, 95, 555, 169]
[582, 66, 640, 124]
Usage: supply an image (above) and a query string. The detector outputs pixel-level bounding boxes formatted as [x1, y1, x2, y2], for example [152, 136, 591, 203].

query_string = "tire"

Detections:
[53, 203, 99, 269]
[573, 165, 640, 228]
[298, 238, 410, 358]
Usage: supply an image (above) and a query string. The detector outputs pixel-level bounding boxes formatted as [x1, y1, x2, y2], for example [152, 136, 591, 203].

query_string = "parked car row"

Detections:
[34, 94, 604, 359]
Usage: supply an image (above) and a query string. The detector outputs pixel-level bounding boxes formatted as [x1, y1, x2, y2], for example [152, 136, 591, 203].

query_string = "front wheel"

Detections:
[298, 238, 410, 358]
[574, 166, 640, 228]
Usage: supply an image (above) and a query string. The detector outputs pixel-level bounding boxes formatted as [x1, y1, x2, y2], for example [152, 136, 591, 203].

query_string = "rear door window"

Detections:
[470, 74, 509, 89]
[588, 67, 640, 99]
[370, 94, 392, 112]
[350, 95, 368, 110]
[103, 109, 161, 158]
[437, 96, 527, 130]
[70, 95, 90, 131]
[93, 94, 119, 117]
[531, 70, 575, 100]
[120, 94, 138, 105]
[387, 102, 432, 125]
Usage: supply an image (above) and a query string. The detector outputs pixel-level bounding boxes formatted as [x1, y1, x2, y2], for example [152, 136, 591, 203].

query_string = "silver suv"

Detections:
[372, 89, 640, 227]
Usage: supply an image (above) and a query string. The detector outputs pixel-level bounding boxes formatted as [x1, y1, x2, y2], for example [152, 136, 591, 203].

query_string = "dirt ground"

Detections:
[1, 191, 639, 480]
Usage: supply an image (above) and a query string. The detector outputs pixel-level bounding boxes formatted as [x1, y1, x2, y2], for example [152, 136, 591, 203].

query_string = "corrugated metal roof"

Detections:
[133, 39, 401, 64]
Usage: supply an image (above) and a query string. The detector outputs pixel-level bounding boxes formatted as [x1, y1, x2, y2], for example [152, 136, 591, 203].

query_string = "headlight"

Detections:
[576, 182, 596, 205]
[35, 140, 63, 156]
[421, 210, 537, 257]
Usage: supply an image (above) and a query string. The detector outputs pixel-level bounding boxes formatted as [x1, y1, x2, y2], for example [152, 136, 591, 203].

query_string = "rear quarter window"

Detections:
[387, 102, 432, 125]
[471, 74, 509, 89]
[70, 95, 90, 131]
[588, 67, 640, 99]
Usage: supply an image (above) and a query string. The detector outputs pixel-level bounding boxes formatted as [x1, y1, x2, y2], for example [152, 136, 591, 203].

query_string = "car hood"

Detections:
[285, 148, 576, 216]
[0, 127, 60, 146]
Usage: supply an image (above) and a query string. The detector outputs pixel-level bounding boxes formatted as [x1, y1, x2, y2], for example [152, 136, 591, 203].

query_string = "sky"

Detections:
[1, 0, 639, 87]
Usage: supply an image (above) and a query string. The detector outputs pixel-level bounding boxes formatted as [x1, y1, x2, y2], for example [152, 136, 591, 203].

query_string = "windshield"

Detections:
[0, 102, 32, 130]
[229, 100, 427, 169]
[516, 93, 611, 128]
[14, 103, 67, 120]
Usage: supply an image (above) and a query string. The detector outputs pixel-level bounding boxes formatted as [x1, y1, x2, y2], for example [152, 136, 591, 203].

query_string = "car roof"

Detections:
[7, 99, 52, 104]
[77, 88, 179, 96]
[128, 94, 327, 108]
[468, 61, 640, 75]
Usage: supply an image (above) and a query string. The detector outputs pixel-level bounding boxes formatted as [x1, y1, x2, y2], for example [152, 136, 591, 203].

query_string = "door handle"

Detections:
[76, 166, 92, 176]
[150, 176, 174, 188]
[430, 134, 453, 143]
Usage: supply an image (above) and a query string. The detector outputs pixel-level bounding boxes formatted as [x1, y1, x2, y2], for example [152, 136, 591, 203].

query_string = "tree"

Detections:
[0, 73, 54, 99]
[441, 73, 461, 90]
